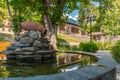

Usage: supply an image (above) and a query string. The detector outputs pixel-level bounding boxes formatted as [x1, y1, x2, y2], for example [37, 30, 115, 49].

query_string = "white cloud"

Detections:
[63, 13, 78, 21]
[72, 15, 78, 21]
[68, 15, 73, 19]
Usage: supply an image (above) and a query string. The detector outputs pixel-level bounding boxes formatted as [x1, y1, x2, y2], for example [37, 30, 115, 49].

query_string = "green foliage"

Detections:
[102, 0, 120, 35]
[0, 0, 9, 24]
[96, 41, 113, 50]
[12, 15, 23, 32]
[0, 66, 9, 78]
[111, 40, 120, 63]
[78, 0, 116, 35]
[5, 0, 43, 32]
[79, 42, 98, 53]
[0, 37, 4, 41]
[78, 2, 99, 33]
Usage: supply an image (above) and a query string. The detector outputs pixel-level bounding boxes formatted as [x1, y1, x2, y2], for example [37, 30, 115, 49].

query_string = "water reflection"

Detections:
[57, 53, 96, 72]
[0, 52, 97, 78]
[3, 60, 60, 77]
[57, 53, 81, 67]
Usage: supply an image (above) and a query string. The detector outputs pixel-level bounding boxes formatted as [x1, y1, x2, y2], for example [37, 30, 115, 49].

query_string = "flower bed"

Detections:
[0, 42, 11, 52]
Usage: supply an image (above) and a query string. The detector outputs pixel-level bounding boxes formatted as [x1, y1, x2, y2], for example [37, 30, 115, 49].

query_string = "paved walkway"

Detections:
[96, 50, 120, 80]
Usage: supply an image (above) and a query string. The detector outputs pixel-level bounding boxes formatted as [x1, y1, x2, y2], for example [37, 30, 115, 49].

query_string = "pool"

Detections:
[0, 52, 97, 78]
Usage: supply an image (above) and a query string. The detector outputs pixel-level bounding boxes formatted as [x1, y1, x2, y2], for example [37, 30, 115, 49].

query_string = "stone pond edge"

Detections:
[1, 50, 117, 80]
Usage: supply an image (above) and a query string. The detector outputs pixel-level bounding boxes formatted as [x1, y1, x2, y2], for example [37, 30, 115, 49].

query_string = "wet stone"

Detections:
[7, 55, 17, 59]
[33, 40, 49, 47]
[7, 46, 17, 50]
[20, 37, 33, 44]
[15, 48, 22, 52]
[13, 43, 31, 47]
[21, 47, 36, 51]
[36, 31, 41, 39]
[20, 52, 35, 55]
[20, 31, 29, 37]
[33, 40, 42, 47]
[4, 30, 55, 62]
[29, 31, 38, 40]
[2, 50, 14, 54]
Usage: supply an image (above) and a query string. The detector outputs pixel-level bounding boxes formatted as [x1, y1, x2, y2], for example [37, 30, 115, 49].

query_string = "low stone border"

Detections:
[1, 50, 117, 80]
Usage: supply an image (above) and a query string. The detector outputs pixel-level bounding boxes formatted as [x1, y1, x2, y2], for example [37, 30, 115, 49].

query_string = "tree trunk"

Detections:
[42, 0, 57, 49]
[42, 0, 66, 49]
[43, 15, 57, 49]
[6, 0, 12, 19]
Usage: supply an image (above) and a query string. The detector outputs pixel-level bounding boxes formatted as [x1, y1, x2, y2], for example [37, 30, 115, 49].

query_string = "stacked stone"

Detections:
[3, 31, 56, 62]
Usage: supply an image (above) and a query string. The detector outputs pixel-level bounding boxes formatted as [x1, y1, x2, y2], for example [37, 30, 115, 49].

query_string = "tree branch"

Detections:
[6, 0, 13, 19]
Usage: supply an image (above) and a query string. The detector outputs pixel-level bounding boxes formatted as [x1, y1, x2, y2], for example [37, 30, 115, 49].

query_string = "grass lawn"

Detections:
[57, 34, 80, 42]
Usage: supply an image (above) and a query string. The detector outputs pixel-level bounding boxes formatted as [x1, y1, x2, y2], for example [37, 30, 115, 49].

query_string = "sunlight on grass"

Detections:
[0, 42, 11, 52]
[57, 34, 80, 42]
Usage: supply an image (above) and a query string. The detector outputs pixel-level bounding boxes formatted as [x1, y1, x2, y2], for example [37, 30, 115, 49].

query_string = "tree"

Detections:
[78, 0, 117, 35]
[5, 0, 81, 49]
[6, 0, 46, 33]
[0, 0, 9, 26]
[78, 0, 90, 30]
[92, 0, 115, 32]
[102, 0, 120, 35]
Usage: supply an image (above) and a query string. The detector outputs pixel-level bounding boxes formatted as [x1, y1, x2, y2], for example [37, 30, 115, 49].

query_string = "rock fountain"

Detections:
[3, 22, 56, 62]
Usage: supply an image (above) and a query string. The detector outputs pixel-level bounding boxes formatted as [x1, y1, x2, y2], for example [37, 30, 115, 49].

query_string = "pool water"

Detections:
[0, 52, 97, 78]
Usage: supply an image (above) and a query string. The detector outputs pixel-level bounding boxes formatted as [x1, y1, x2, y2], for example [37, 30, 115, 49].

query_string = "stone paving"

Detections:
[96, 50, 120, 80]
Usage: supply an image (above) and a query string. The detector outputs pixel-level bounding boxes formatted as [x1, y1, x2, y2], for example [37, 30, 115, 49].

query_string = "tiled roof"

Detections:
[67, 19, 79, 25]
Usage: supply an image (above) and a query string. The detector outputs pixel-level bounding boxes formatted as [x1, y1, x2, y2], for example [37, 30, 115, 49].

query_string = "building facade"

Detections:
[59, 19, 82, 35]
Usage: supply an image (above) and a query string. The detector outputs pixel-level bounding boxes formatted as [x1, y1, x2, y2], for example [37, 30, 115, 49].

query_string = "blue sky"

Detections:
[70, 10, 79, 17]
[68, 10, 79, 21]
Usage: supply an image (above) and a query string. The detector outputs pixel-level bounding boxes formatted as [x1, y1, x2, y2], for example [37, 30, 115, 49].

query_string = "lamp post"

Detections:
[86, 13, 96, 42]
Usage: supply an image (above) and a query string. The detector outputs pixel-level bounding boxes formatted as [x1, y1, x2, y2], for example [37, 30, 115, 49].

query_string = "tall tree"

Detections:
[78, 0, 90, 30]
[5, 0, 43, 36]
[0, 0, 8, 26]
[5, 0, 80, 48]
[92, 0, 115, 32]
[102, 0, 120, 35]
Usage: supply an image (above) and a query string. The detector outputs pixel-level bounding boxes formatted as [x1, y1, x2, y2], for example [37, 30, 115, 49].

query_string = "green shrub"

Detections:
[0, 38, 4, 41]
[79, 42, 98, 53]
[111, 40, 120, 63]
[96, 41, 113, 50]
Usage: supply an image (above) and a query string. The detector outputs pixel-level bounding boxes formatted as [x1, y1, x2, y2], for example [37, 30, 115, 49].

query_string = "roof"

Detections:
[67, 19, 79, 26]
